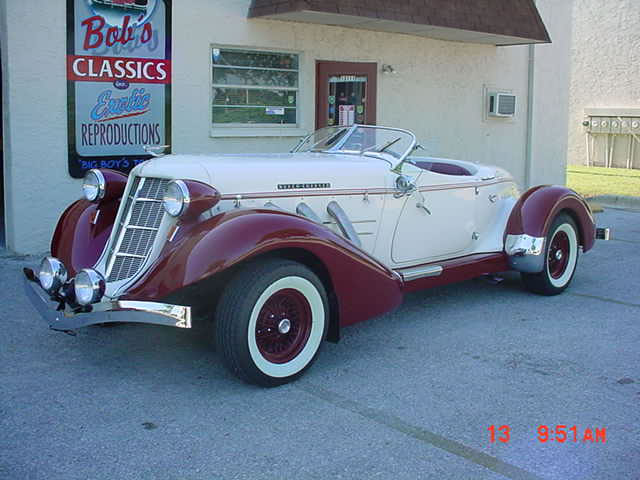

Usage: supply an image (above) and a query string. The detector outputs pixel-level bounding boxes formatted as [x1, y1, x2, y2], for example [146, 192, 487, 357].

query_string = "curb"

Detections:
[588, 195, 640, 211]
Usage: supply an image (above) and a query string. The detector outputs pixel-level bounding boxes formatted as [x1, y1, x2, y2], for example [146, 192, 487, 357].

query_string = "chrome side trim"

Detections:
[395, 265, 443, 282]
[218, 179, 513, 201]
[326, 201, 362, 248]
[296, 202, 322, 223]
[23, 269, 191, 331]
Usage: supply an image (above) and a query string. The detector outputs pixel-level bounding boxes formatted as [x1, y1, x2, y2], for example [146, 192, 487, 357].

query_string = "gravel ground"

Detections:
[1, 208, 638, 480]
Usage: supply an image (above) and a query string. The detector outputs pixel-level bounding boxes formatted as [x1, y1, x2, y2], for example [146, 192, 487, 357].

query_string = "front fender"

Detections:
[51, 199, 119, 276]
[123, 209, 404, 327]
[505, 185, 595, 272]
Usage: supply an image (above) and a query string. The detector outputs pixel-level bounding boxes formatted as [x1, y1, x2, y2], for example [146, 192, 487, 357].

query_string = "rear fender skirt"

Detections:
[505, 186, 595, 272]
[122, 209, 404, 328]
[51, 199, 119, 276]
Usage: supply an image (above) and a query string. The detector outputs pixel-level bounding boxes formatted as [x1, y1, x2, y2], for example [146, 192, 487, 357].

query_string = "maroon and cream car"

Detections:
[23, 125, 610, 386]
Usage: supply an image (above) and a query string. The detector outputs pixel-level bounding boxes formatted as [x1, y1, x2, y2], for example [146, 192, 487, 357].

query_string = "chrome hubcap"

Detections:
[555, 250, 563, 261]
[278, 318, 291, 334]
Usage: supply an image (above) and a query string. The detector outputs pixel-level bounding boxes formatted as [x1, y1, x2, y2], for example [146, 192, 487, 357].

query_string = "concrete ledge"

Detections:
[589, 195, 640, 211]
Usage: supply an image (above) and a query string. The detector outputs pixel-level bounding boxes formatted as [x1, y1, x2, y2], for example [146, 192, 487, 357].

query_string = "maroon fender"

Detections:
[51, 199, 119, 276]
[123, 209, 404, 327]
[96, 169, 128, 202]
[506, 186, 596, 252]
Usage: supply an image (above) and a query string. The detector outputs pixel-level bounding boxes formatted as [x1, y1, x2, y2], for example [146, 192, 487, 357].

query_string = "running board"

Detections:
[326, 201, 362, 248]
[395, 265, 443, 282]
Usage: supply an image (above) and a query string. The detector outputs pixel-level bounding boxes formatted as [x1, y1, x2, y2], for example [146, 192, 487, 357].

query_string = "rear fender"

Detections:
[505, 186, 595, 273]
[123, 209, 404, 329]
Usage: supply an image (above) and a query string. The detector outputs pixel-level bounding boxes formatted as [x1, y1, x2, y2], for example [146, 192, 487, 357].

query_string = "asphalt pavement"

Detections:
[1, 208, 638, 480]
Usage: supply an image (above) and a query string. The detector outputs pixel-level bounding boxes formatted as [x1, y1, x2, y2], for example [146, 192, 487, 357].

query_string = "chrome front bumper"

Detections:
[23, 268, 191, 332]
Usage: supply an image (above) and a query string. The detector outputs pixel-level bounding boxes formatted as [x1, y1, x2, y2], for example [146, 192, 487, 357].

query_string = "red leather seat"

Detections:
[413, 161, 473, 176]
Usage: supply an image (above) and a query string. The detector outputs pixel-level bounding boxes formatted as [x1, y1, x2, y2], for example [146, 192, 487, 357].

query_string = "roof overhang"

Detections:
[248, 1, 551, 46]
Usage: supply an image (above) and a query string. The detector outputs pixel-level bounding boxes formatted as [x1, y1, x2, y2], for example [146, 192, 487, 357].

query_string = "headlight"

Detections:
[74, 269, 105, 306]
[162, 180, 190, 217]
[82, 169, 106, 202]
[38, 257, 68, 293]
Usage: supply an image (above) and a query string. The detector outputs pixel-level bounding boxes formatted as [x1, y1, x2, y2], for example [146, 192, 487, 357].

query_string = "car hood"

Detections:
[134, 152, 390, 194]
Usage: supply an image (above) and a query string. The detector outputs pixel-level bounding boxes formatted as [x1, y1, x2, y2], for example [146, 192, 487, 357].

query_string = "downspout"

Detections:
[524, 0, 537, 189]
[524, 41, 535, 189]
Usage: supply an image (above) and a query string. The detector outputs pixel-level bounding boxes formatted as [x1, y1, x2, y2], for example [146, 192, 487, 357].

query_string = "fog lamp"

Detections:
[38, 257, 68, 293]
[74, 269, 106, 306]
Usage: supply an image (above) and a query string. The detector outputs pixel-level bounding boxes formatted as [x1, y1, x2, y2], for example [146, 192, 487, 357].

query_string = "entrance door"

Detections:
[316, 61, 377, 129]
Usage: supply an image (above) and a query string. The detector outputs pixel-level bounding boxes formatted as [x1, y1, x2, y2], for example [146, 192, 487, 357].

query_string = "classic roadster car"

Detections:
[24, 125, 610, 386]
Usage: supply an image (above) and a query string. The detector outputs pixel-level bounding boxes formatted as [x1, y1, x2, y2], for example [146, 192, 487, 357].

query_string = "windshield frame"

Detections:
[293, 124, 417, 169]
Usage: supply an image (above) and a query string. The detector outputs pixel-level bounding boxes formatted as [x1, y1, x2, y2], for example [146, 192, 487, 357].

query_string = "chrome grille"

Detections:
[107, 177, 170, 282]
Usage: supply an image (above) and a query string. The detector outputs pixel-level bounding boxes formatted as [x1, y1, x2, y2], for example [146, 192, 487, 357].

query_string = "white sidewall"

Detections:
[548, 223, 578, 288]
[247, 276, 325, 378]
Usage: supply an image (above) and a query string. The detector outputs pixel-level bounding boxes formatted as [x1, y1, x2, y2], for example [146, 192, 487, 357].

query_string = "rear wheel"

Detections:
[521, 213, 579, 296]
[215, 259, 328, 387]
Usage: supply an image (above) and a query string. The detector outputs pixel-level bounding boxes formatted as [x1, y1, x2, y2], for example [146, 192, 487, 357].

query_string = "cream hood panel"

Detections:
[137, 156, 214, 185]
[135, 152, 390, 194]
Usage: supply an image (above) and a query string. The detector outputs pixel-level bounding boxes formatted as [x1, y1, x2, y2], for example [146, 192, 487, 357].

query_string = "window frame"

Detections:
[210, 45, 305, 137]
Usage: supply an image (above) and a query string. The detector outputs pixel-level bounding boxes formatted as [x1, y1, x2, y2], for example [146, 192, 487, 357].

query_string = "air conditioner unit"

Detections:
[488, 93, 516, 118]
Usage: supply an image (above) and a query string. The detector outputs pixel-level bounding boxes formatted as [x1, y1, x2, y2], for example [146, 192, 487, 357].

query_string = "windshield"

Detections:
[294, 125, 417, 167]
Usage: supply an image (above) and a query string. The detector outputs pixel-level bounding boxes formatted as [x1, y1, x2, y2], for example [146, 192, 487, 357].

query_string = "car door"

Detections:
[390, 164, 477, 265]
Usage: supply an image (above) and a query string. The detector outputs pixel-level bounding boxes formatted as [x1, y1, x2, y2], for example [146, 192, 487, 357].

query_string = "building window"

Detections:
[212, 48, 299, 127]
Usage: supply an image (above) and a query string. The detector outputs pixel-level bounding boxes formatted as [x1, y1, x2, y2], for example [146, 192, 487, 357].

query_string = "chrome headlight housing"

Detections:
[74, 269, 106, 306]
[82, 169, 106, 202]
[38, 257, 68, 293]
[162, 180, 190, 217]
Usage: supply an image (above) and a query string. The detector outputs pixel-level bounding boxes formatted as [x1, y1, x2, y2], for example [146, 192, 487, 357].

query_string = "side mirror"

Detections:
[394, 175, 416, 198]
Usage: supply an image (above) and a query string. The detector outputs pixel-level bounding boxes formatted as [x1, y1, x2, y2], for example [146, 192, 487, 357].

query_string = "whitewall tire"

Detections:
[521, 213, 580, 296]
[215, 259, 328, 386]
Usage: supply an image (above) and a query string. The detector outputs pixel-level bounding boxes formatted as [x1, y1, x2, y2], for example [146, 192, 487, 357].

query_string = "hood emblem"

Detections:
[278, 183, 331, 190]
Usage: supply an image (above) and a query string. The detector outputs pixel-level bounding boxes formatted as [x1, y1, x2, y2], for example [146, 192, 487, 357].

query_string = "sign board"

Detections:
[339, 105, 355, 127]
[66, 0, 172, 178]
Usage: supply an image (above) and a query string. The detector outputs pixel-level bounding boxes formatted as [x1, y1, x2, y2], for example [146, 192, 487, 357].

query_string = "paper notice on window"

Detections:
[266, 107, 285, 115]
[339, 105, 355, 126]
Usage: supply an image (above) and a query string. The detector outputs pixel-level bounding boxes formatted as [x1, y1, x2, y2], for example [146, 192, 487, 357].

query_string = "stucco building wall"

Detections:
[2, 0, 570, 254]
[529, 0, 573, 187]
[567, 0, 640, 167]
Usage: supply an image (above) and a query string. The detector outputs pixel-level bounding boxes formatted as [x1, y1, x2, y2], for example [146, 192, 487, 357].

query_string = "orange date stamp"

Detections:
[488, 425, 607, 444]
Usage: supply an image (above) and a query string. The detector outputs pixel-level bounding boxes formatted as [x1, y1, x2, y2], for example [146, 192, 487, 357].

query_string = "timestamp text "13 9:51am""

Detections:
[488, 425, 607, 444]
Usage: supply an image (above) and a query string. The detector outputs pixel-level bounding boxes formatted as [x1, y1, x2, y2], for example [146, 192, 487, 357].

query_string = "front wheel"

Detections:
[521, 213, 580, 296]
[215, 259, 328, 387]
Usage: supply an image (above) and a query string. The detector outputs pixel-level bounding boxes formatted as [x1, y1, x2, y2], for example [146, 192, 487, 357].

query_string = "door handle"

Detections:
[417, 202, 431, 215]
[416, 191, 431, 215]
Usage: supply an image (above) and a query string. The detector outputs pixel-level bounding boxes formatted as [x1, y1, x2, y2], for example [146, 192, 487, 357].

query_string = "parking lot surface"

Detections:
[1, 208, 639, 480]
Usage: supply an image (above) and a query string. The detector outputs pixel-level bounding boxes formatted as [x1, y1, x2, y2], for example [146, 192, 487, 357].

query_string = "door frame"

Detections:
[315, 61, 377, 129]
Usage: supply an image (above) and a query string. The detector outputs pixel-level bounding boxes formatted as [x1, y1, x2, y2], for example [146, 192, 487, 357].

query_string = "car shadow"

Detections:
[61, 272, 530, 390]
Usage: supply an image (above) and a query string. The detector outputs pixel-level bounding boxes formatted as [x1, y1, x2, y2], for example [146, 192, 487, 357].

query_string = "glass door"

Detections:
[328, 75, 367, 127]
[316, 61, 377, 129]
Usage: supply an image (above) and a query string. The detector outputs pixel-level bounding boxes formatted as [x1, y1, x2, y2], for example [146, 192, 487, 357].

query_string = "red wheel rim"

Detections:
[255, 288, 312, 364]
[548, 230, 570, 279]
